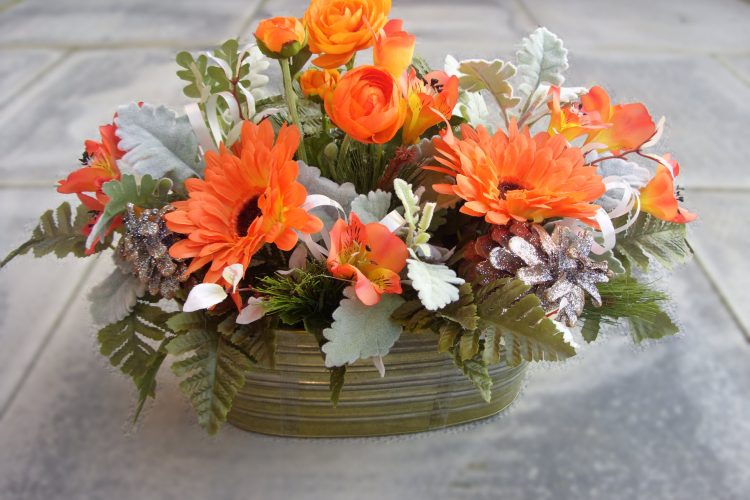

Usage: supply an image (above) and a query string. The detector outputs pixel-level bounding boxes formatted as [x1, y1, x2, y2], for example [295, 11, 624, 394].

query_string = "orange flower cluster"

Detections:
[57, 120, 123, 251]
[427, 122, 606, 225]
[255, 16, 307, 58]
[300, 68, 340, 101]
[165, 121, 322, 283]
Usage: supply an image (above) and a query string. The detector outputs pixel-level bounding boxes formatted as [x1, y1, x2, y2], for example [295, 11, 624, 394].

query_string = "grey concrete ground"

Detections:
[1, 0, 749, 499]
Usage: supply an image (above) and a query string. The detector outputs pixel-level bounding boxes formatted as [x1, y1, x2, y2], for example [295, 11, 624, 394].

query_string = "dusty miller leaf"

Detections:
[350, 190, 392, 224]
[516, 27, 568, 109]
[88, 268, 146, 325]
[322, 289, 405, 367]
[406, 259, 464, 311]
[456, 58, 520, 109]
[116, 102, 203, 186]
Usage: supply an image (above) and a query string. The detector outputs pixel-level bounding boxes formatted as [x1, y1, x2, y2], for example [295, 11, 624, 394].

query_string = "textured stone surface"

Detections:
[0, 264, 747, 500]
[0, 0, 262, 47]
[0, 189, 93, 413]
[565, 52, 750, 188]
[0, 49, 189, 183]
[0, 50, 65, 109]
[0, 0, 748, 498]
[682, 190, 750, 336]
[522, 0, 750, 52]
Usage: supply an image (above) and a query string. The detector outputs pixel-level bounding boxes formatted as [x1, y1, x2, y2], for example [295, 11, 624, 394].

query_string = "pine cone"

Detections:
[117, 203, 188, 299]
[460, 221, 540, 285]
[508, 225, 611, 327]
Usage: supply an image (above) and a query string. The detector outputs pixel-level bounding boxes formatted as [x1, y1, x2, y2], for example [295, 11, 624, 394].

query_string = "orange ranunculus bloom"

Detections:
[327, 213, 408, 306]
[373, 19, 415, 79]
[57, 121, 123, 250]
[254, 16, 306, 58]
[165, 121, 323, 284]
[401, 69, 459, 145]
[639, 154, 696, 224]
[300, 68, 340, 101]
[548, 85, 656, 153]
[426, 122, 606, 225]
[325, 65, 406, 144]
[304, 0, 391, 69]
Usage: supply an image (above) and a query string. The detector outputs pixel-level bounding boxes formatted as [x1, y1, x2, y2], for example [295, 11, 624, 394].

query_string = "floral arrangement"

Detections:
[2, 0, 696, 435]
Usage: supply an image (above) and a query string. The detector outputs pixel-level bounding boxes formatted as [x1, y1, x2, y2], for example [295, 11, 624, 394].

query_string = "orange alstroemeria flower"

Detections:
[255, 16, 307, 58]
[639, 154, 697, 224]
[548, 85, 656, 153]
[165, 121, 323, 284]
[300, 68, 340, 101]
[373, 19, 415, 79]
[304, 0, 391, 69]
[325, 65, 406, 144]
[57, 121, 123, 250]
[426, 122, 606, 225]
[327, 213, 408, 306]
[401, 69, 459, 145]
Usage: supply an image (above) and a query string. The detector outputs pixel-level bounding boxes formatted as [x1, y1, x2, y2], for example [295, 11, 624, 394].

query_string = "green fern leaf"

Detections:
[452, 345, 492, 403]
[166, 326, 252, 434]
[1, 202, 109, 268]
[97, 301, 173, 417]
[615, 214, 692, 271]
[477, 278, 575, 366]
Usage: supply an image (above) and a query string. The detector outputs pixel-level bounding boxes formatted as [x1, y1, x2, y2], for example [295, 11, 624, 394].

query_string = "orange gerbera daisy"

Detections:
[426, 122, 606, 225]
[165, 121, 323, 283]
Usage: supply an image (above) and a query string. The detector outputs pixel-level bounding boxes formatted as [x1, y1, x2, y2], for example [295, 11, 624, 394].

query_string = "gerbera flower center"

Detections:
[498, 181, 528, 199]
[234, 196, 261, 237]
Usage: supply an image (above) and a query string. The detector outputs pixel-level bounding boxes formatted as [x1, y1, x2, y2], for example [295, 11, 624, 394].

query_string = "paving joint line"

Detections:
[514, 0, 541, 26]
[0, 48, 74, 112]
[691, 245, 750, 343]
[0, 257, 100, 422]
[712, 53, 750, 87]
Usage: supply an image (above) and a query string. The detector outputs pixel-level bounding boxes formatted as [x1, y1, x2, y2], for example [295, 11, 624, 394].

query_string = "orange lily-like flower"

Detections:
[639, 154, 697, 224]
[300, 68, 340, 101]
[426, 122, 606, 225]
[165, 121, 323, 284]
[373, 19, 415, 79]
[304, 0, 391, 69]
[401, 69, 459, 145]
[57, 121, 123, 250]
[548, 85, 656, 153]
[327, 213, 408, 306]
[254, 16, 307, 58]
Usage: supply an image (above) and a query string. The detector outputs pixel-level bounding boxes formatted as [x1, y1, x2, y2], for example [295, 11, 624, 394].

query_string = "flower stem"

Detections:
[336, 134, 353, 182]
[280, 57, 308, 163]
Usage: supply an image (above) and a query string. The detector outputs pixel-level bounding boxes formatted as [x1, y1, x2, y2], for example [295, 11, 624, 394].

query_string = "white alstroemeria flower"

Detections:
[183, 264, 244, 312]
[236, 297, 266, 325]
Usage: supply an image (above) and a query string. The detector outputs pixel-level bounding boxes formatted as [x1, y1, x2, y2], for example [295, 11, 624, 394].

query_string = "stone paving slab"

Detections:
[0, 0, 261, 48]
[565, 52, 750, 188]
[0, 49, 190, 184]
[0, 262, 747, 500]
[682, 190, 750, 338]
[0, 49, 66, 109]
[725, 55, 750, 83]
[521, 0, 750, 53]
[0, 189, 94, 415]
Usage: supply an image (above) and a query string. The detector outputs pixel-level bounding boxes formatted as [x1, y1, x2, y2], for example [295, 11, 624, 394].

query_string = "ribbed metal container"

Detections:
[228, 329, 527, 437]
